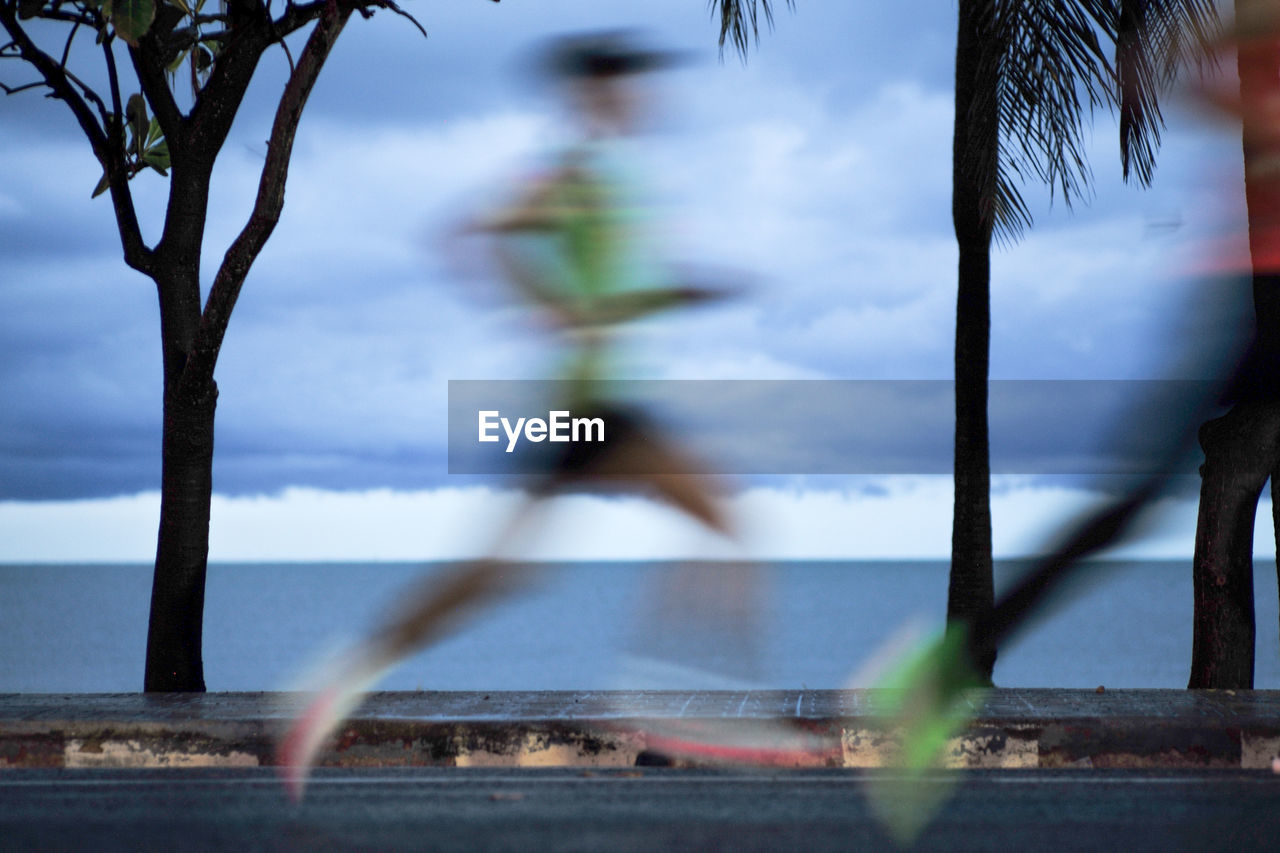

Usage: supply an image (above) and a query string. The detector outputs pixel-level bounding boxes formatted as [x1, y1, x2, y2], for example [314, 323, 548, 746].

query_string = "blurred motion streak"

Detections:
[867, 3, 1280, 844]
[277, 31, 781, 799]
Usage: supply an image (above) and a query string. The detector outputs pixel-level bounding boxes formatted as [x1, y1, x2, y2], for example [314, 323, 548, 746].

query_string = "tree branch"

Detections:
[273, 0, 424, 40]
[364, 0, 425, 39]
[40, 8, 97, 26]
[128, 39, 184, 149]
[184, 7, 274, 157]
[275, 28, 295, 74]
[0, 1, 151, 273]
[275, 0, 328, 37]
[58, 16, 80, 67]
[186, 0, 417, 164]
[127, 2, 188, 147]
[0, 78, 42, 94]
[61, 62, 111, 124]
[102, 33, 124, 128]
[187, 27, 230, 43]
[184, 1, 353, 388]
[190, 13, 229, 27]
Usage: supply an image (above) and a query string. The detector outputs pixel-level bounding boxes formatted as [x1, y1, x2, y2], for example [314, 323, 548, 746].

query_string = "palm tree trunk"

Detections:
[950, 241, 997, 681]
[947, 0, 997, 682]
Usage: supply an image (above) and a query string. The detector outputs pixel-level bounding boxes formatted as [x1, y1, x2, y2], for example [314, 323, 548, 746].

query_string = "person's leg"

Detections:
[365, 496, 551, 663]
[278, 492, 552, 798]
[579, 425, 731, 534]
[578, 424, 768, 685]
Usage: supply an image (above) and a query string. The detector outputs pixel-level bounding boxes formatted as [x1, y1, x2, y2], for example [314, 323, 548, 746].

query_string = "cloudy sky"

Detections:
[1, 0, 1274, 561]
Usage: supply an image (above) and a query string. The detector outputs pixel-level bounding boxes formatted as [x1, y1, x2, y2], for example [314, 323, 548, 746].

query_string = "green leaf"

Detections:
[17, 0, 45, 20]
[146, 116, 164, 147]
[163, 0, 192, 15]
[142, 140, 170, 175]
[111, 0, 155, 46]
[92, 171, 111, 198]
[125, 93, 148, 158]
[166, 47, 190, 75]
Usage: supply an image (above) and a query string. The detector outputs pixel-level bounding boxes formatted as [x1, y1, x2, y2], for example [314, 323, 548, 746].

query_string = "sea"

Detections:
[2, 560, 1278, 693]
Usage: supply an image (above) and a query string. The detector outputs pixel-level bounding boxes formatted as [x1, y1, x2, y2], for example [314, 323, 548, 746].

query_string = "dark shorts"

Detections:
[545, 403, 652, 481]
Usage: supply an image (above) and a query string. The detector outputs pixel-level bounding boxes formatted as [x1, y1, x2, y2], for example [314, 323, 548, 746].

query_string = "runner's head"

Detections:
[536, 32, 686, 136]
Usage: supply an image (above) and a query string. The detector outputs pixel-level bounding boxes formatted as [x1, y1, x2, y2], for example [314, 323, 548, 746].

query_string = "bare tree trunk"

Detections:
[2, 0, 376, 694]
[140, 145, 216, 691]
[144, 206, 215, 692]
[1188, 401, 1280, 687]
[947, 0, 997, 683]
[138, 4, 353, 691]
[1188, 7, 1280, 688]
[145, 377, 217, 692]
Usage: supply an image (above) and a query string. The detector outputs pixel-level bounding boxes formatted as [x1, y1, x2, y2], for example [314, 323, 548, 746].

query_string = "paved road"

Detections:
[2, 767, 1278, 852]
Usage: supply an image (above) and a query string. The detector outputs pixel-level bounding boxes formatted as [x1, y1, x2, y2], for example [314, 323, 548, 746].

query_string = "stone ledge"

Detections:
[2, 689, 1277, 770]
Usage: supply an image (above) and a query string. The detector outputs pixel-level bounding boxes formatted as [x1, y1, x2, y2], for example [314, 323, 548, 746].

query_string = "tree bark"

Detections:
[1188, 401, 1280, 688]
[145, 375, 217, 692]
[1188, 5, 1280, 689]
[947, 0, 997, 683]
[950, 241, 996, 680]
[140, 3, 353, 691]
[145, 199, 212, 691]
[4, 0, 374, 693]
[143, 147, 215, 692]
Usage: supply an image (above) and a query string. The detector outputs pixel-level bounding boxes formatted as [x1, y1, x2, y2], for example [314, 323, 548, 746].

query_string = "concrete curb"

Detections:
[2, 689, 1278, 771]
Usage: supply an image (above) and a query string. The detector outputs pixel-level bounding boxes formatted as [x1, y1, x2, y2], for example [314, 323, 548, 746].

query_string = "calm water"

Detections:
[1, 560, 1278, 692]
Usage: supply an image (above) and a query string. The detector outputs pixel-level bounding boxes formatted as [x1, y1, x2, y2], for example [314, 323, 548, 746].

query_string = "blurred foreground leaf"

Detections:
[865, 625, 988, 846]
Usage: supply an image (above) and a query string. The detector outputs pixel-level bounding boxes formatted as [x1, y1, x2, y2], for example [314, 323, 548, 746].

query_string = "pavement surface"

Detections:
[4, 691, 1280, 851]
[2, 766, 1279, 852]
[3, 689, 1280, 770]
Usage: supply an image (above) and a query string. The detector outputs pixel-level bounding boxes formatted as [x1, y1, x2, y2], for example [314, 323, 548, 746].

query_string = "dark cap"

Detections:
[537, 31, 691, 80]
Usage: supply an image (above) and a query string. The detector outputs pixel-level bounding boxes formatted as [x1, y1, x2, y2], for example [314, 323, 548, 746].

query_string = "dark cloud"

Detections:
[0, 0, 1246, 505]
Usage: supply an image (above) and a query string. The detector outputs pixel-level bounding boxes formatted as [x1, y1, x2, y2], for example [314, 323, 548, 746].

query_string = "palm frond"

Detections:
[960, 1, 1108, 241]
[708, 0, 794, 60]
[963, 0, 1219, 244]
[991, 168, 1035, 248]
[1116, 0, 1219, 185]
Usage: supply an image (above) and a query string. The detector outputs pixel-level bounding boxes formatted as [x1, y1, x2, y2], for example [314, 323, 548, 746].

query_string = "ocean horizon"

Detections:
[2, 559, 1278, 693]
